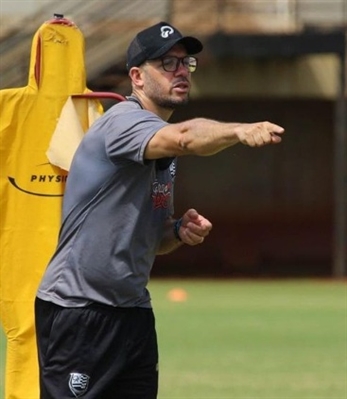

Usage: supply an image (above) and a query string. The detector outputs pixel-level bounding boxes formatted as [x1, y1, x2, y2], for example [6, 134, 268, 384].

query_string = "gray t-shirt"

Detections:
[37, 100, 175, 308]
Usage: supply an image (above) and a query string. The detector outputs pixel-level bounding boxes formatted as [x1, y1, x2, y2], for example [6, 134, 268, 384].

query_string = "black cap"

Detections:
[126, 21, 203, 70]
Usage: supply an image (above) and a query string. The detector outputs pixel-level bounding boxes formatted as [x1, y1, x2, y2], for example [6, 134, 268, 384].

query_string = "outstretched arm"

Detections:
[146, 118, 284, 159]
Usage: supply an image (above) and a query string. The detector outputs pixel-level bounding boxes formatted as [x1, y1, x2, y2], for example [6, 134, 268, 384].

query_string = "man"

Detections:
[35, 21, 284, 399]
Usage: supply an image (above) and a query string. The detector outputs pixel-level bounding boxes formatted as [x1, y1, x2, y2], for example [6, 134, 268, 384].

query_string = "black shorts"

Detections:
[35, 298, 158, 399]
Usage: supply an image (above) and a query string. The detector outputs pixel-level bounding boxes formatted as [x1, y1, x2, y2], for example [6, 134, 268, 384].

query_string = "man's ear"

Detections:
[129, 67, 144, 88]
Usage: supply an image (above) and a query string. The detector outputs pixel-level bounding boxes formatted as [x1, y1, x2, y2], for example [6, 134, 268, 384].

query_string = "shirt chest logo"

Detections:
[152, 180, 172, 209]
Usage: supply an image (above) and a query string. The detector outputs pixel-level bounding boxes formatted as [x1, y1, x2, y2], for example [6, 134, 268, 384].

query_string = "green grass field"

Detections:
[1, 279, 346, 399]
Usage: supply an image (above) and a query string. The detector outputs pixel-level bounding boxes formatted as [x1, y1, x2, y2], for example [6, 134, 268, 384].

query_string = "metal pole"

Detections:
[216, 0, 225, 32]
[293, 0, 299, 30]
[333, 39, 347, 277]
[166, 0, 173, 23]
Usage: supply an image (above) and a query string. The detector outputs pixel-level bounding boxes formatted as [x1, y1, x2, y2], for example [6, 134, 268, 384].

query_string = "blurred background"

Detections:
[1, 2, 346, 398]
[1, 0, 346, 278]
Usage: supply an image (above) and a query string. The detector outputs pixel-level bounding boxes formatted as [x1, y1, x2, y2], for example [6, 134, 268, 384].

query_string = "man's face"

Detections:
[141, 44, 194, 110]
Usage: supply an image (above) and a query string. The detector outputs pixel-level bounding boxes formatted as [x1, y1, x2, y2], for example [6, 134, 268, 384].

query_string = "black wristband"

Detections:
[173, 218, 183, 241]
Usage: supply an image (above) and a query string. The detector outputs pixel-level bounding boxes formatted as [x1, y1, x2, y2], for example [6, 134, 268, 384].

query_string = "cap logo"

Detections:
[160, 26, 174, 39]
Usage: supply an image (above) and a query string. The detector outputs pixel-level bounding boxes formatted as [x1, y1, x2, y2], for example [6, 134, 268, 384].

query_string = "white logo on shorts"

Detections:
[69, 373, 90, 397]
[161, 26, 174, 38]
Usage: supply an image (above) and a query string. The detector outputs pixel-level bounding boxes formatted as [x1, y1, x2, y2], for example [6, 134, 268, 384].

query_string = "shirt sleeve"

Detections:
[105, 108, 168, 164]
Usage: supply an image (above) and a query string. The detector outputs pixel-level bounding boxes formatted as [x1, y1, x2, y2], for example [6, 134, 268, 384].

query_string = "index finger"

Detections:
[266, 122, 285, 134]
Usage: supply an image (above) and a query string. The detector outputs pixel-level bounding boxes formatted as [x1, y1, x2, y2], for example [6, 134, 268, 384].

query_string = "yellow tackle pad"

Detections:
[0, 17, 103, 399]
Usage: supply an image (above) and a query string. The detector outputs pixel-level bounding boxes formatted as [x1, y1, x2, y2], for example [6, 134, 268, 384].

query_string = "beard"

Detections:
[145, 75, 190, 110]
[154, 94, 189, 110]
